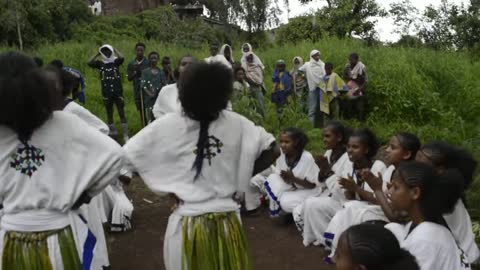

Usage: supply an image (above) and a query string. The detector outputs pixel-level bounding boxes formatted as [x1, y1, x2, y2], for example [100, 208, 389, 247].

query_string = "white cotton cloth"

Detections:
[124, 110, 275, 270]
[99, 44, 117, 64]
[264, 151, 320, 216]
[299, 50, 325, 91]
[386, 222, 471, 270]
[0, 112, 124, 269]
[301, 159, 386, 248]
[245, 166, 273, 211]
[292, 151, 350, 233]
[64, 101, 109, 135]
[204, 54, 232, 69]
[444, 199, 480, 263]
[350, 61, 366, 80]
[241, 43, 265, 70]
[152, 83, 232, 119]
[219, 44, 234, 63]
[64, 100, 133, 235]
[324, 164, 394, 257]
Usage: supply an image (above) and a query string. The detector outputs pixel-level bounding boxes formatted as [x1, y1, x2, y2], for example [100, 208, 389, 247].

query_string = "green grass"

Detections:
[3, 37, 480, 210]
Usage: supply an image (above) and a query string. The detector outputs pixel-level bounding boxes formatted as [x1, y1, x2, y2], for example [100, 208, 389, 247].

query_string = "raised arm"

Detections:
[87, 52, 101, 68]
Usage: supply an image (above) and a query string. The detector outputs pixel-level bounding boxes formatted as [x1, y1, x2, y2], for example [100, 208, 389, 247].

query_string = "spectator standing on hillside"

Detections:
[271, 59, 293, 119]
[343, 53, 368, 121]
[162, 56, 176, 85]
[233, 66, 250, 101]
[140, 51, 166, 124]
[244, 52, 266, 117]
[241, 43, 265, 70]
[299, 50, 325, 127]
[88, 44, 130, 142]
[220, 44, 235, 66]
[318, 62, 346, 124]
[291, 56, 308, 113]
[205, 42, 232, 69]
[127, 42, 150, 126]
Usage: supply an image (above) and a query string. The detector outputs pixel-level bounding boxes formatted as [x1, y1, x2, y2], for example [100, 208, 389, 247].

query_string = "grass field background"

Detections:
[2, 37, 480, 218]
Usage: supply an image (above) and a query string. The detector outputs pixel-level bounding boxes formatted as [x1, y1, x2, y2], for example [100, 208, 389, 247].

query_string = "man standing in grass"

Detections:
[299, 49, 325, 128]
[88, 44, 130, 142]
[127, 42, 150, 126]
[140, 51, 166, 124]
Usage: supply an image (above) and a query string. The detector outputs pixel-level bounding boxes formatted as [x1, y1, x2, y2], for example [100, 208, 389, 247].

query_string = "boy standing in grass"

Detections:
[88, 44, 130, 142]
[233, 66, 250, 101]
[162, 56, 176, 85]
[318, 62, 346, 124]
[141, 51, 166, 124]
[127, 42, 150, 126]
[271, 59, 293, 119]
[343, 53, 368, 121]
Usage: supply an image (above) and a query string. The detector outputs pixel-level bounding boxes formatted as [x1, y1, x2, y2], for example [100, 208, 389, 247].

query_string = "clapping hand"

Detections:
[280, 170, 295, 184]
[361, 169, 383, 191]
[315, 155, 330, 174]
[338, 174, 357, 192]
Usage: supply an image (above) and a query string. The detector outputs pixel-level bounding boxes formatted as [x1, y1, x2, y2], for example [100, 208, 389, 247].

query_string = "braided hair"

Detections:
[395, 132, 421, 161]
[281, 127, 309, 154]
[350, 128, 380, 160]
[342, 223, 419, 270]
[178, 62, 233, 179]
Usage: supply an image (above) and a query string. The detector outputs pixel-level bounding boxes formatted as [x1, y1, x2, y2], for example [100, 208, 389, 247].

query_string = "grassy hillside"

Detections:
[2, 37, 480, 210]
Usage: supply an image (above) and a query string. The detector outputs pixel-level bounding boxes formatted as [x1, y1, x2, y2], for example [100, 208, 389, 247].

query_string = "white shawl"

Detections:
[241, 43, 265, 70]
[99, 44, 117, 64]
[219, 44, 234, 63]
[299, 50, 325, 91]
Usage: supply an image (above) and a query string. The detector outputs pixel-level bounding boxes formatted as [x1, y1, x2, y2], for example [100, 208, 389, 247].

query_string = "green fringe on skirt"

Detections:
[182, 212, 252, 270]
[2, 226, 82, 270]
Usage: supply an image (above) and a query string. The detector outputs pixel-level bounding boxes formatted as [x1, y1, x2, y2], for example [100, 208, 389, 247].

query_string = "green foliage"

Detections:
[275, 0, 385, 44]
[0, 0, 92, 48]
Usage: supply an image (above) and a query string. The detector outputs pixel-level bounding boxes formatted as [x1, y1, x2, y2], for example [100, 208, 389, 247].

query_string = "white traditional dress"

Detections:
[298, 151, 351, 246]
[64, 101, 134, 232]
[264, 151, 320, 217]
[0, 112, 124, 270]
[444, 200, 480, 263]
[124, 110, 275, 270]
[244, 166, 273, 211]
[386, 222, 471, 270]
[323, 161, 389, 259]
[204, 54, 233, 69]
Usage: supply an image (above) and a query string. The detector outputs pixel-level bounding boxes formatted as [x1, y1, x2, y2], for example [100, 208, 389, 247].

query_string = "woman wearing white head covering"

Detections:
[244, 52, 266, 117]
[241, 43, 265, 70]
[291, 56, 308, 113]
[220, 44, 234, 65]
[299, 50, 325, 127]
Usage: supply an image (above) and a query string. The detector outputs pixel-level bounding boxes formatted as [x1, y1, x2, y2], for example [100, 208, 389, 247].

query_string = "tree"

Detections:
[449, 0, 480, 50]
[293, 0, 385, 39]
[417, 0, 456, 50]
[389, 0, 419, 36]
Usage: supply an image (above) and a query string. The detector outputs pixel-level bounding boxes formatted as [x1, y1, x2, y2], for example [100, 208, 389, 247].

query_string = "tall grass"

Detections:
[3, 37, 480, 209]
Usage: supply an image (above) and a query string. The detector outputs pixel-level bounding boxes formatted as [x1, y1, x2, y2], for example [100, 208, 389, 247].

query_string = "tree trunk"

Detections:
[14, 1, 23, 51]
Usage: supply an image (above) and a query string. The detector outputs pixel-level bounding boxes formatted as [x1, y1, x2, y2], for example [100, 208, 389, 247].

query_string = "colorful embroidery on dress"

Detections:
[10, 142, 45, 177]
[193, 135, 223, 165]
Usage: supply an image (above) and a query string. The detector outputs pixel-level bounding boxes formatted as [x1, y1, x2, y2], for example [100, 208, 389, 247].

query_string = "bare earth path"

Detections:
[107, 178, 335, 270]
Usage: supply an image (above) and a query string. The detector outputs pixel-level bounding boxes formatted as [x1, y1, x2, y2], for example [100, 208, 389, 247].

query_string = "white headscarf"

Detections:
[244, 52, 264, 86]
[99, 44, 117, 64]
[241, 43, 264, 70]
[219, 44, 234, 63]
[301, 49, 325, 91]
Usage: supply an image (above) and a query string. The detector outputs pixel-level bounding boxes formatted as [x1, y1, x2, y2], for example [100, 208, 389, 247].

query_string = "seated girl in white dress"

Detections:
[292, 121, 350, 233]
[264, 128, 320, 217]
[385, 162, 471, 270]
[323, 132, 420, 260]
[301, 128, 386, 250]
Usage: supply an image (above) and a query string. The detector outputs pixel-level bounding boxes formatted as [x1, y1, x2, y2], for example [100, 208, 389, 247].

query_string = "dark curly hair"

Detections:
[178, 62, 233, 179]
[0, 52, 53, 142]
[395, 132, 421, 161]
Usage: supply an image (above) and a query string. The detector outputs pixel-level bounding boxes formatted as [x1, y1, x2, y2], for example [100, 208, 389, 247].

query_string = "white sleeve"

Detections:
[303, 153, 320, 184]
[152, 86, 172, 119]
[404, 241, 441, 270]
[65, 102, 109, 135]
[298, 63, 308, 72]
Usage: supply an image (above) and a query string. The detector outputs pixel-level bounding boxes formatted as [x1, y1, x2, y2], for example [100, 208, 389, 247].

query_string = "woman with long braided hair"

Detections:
[124, 62, 279, 270]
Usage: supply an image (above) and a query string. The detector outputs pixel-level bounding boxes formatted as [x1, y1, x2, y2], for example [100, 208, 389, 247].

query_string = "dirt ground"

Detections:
[107, 178, 336, 270]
